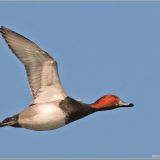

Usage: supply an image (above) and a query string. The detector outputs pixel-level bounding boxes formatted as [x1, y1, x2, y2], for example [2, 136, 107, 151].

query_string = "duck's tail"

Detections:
[0, 121, 6, 127]
[0, 115, 21, 128]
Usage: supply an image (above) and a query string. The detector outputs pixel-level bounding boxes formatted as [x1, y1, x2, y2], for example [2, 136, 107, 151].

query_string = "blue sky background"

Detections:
[0, 2, 160, 158]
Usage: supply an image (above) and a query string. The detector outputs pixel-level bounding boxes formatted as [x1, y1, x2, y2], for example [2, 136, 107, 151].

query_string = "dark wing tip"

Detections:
[0, 26, 10, 34]
[0, 26, 3, 33]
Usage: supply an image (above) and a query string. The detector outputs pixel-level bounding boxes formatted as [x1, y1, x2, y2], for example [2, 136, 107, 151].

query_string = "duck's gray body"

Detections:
[2, 101, 66, 131]
[19, 101, 66, 131]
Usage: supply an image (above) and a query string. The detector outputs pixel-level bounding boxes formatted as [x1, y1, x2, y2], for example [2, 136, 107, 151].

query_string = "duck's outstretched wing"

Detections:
[0, 26, 67, 103]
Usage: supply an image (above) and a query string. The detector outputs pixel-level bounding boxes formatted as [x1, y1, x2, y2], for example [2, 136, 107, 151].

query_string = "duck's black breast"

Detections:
[59, 97, 95, 124]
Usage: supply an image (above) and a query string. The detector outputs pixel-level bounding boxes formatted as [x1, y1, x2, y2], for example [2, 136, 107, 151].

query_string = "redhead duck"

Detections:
[0, 26, 134, 131]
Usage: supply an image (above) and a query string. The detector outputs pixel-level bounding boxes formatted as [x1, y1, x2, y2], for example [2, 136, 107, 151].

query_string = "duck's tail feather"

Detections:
[0, 115, 21, 128]
[0, 121, 6, 127]
[0, 121, 16, 127]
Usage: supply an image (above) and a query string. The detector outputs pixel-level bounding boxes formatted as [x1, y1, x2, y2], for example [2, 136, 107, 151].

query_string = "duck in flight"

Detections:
[0, 26, 134, 131]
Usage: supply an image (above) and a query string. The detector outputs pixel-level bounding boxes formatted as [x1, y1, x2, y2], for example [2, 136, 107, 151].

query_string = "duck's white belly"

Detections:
[19, 102, 66, 131]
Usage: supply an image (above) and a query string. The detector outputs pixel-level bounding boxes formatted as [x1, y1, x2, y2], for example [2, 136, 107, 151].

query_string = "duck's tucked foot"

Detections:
[0, 115, 21, 128]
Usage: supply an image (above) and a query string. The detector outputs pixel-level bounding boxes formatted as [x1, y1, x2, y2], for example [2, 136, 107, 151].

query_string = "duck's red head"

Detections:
[91, 95, 134, 110]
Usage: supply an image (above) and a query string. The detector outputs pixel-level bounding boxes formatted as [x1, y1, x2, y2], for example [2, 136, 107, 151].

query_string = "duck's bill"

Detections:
[119, 100, 134, 107]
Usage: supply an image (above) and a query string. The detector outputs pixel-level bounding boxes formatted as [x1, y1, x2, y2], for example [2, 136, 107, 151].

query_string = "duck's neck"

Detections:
[60, 97, 95, 124]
